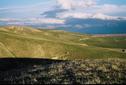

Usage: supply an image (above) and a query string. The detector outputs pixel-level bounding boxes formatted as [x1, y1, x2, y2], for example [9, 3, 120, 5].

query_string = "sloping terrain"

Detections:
[0, 58, 126, 84]
[0, 42, 14, 57]
[0, 26, 126, 84]
[0, 26, 126, 59]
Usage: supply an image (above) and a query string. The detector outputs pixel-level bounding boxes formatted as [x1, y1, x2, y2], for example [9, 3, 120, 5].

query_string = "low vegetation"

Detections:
[0, 59, 126, 84]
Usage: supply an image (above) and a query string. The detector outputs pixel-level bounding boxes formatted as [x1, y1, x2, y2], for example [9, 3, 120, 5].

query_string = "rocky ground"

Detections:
[0, 58, 126, 84]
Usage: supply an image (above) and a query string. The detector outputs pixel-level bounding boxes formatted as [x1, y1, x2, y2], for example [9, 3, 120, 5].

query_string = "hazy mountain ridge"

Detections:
[1, 19, 126, 34]
[55, 18, 126, 34]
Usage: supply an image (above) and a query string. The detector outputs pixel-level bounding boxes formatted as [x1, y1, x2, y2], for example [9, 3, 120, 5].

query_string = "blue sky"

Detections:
[98, 0, 126, 5]
[0, 0, 126, 25]
[0, 0, 49, 7]
[0, 0, 126, 7]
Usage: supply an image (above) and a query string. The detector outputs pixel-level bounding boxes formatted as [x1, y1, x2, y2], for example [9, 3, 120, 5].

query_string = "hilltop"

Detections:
[0, 26, 126, 59]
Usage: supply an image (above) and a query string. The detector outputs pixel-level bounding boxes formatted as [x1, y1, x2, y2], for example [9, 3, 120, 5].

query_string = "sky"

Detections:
[0, 0, 126, 25]
[0, 0, 126, 7]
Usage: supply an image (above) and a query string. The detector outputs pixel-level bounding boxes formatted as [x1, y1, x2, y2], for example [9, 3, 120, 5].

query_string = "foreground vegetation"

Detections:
[0, 58, 126, 84]
[0, 26, 126, 59]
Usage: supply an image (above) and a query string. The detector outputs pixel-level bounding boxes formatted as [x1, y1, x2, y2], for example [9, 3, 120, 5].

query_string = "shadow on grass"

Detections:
[0, 58, 65, 71]
[0, 58, 125, 84]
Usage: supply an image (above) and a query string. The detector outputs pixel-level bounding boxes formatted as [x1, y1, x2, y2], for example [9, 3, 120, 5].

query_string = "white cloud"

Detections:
[92, 13, 118, 20]
[57, 12, 91, 19]
[57, 0, 96, 10]
[0, 18, 65, 24]
[97, 4, 126, 14]
[1, 0, 126, 23]
[57, 12, 123, 20]
[55, 0, 126, 20]
[28, 18, 65, 24]
[0, 2, 55, 18]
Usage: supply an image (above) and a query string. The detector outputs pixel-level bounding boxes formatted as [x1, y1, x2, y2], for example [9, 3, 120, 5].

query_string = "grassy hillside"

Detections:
[0, 26, 126, 59]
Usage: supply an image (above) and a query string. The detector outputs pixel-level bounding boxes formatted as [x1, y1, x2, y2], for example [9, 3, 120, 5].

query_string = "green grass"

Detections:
[82, 37, 126, 49]
[0, 42, 15, 57]
[0, 26, 126, 59]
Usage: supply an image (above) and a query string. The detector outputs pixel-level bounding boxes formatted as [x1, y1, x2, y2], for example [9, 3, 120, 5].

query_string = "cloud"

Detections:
[57, 12, 122, 20]
[92, 13, 118, 20]
[28, 18, 65, 24]
[1, 0, 126, 27]
[41, 0, 97, 19]
[57, 12, 91, 19]
[0, 2, 55, 18]
[96, 4, 126, 15]
[41, 8, 67, 18]
[41, 0, 126, 20]
[56, 0, 96, 10]
[0, 18, 65, 25]
[55, 1, 126, 20]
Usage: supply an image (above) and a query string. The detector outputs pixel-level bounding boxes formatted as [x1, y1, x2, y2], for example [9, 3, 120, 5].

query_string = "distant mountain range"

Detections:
[55, 18, 126, 34]
[0, 18, 126, 34]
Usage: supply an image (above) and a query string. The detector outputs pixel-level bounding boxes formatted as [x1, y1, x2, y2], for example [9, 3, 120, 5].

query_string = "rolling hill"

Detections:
[0, 26, 126, 59]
